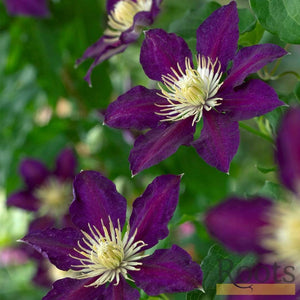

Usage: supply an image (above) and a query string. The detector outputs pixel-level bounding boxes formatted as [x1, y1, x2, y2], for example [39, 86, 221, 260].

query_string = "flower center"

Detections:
[34, 177, 72, 217]
[156, 55, 223, 125]
[260, 202, 300, 273]
[70, 217, 148, 287]
[104, 0, 152, 41]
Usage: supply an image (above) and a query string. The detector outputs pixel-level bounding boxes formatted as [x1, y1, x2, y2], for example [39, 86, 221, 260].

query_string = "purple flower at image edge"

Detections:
[104, 1, 287, 175]
[21, 170, 203, 299]
[7, 148, 77, 227]
[4, 0, 49, 17]
[205, 107, 300, 299]
[76, 0, 162, 86]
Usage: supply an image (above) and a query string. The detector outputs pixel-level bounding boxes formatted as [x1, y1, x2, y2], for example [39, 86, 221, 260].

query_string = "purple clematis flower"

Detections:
[105, 1, 287, 175]
[4, 0, 49, 17]
[7, 148, 77, 227]
[205, 107, 300, 299]
[21, 170, 203, 299]
[76, 0, 162, 86]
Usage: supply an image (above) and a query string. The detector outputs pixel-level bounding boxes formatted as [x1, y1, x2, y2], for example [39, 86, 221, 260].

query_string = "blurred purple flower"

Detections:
[4, 0, 49, 17]
[105, 1, 287, 175]
[205, 107, 300, 298]
[7, 148, 77, 227]
[22, 170, 202, 299]
[76, 0, 162, 86]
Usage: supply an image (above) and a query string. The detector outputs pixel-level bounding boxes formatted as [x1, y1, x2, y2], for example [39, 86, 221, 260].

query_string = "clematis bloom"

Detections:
[105, 1, 287, 175]
[4, 0, 49, 17]
[76, 0, 162, 86]
[7, 148, 77, 226]
[205, 108, 300, 298]
[21, 171, 203, 299]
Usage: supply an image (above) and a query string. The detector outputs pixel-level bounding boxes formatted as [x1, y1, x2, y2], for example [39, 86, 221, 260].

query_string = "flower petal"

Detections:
[54, 148, 77, 180]
[140, 29, 193, 81]
[220, 79, 284, 121]
[106, 0, 120, 13]
[192, 111, 239, 173]
[76, 37, 127, 86]
[129, 175, 181, 249]
[223, 44, 288, 90]
[196, 1, 239, 72]
[20, 159, 49, 189]
[28, 216, 55, 233]
[43, 277, 105, 300]
[130, 245, 202, 295]
[205, 197, 273, 253]
[70, 170, 127, 234]
[276, 108, 300, 195]
[103, 277, 140, 300]
[21, 227, 83, 271]
[105, 86, 167, 130]
[129, 118, 195, 176]
[4, 0, 49, 17]
[7, 190, 40, 211]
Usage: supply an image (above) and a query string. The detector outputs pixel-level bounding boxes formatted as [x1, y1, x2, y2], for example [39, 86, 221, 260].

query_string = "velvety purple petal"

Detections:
[140, 29, 193, 81]
[220, 79, 284, 121]
[76, 37, 127, 86]
[28, 216, 55, 233]
[129, 175, 181, 249]
[21, 227, 83, 271]
[43, 277, 105, 300]
[129, 118, 195, 175]
[130, 245, 202, 295]
[5, 0, 49, 17]
[54, 148, 77, 180]
[205, 197, 273, 253]
[106, 0, 120, 13]
[32, 258, 52, 288]
[192, 111, 239, 173]
[105, 86, 167, 130]
[228, 264, 297, 300]
[196, 1, 238, 72]
[223, 44, 288, 90]
[103, 277, 140, 300]
[20, 159, 49, 189]
[7, 190, 40, 211]
[276, 108, 300, 195]
[70, 171, 127, 235]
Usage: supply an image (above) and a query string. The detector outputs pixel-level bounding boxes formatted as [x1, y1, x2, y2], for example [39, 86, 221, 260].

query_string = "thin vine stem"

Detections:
[239, 122, 274, 144]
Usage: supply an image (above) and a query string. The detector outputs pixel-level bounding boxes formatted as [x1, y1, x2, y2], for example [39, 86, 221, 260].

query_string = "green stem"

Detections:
[239, 122, 274, 143]
[271, 71, 300, 81]
[160, 295, 169, 300]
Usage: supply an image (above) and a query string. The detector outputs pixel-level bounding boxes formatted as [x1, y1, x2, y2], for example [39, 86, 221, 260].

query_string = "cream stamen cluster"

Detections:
[34, 177, 71, 217]
[70, 218, 148, 287]
[157, 55, 223, 125]
[261, 202, 300, 275]
[104, 0, 152, 42]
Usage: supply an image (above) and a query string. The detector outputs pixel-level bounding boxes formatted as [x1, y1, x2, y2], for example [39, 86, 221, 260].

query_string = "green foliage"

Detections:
[201, 244, 256, 298]
[250, 0, 300, 44]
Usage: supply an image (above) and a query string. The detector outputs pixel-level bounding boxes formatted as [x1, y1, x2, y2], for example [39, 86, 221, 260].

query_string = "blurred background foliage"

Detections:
[0, 0, 299, 299]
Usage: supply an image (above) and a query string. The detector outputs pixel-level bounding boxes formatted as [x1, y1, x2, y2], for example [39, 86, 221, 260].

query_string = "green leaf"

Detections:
[186, 290, 206, 300]
[201, 244, 256, 296]
[238, 8, 256, 34]
[238, 22, 264, 46]
[260, 181, 285, 201]
[169, 2, 221, 40]
[250, 0, 300, 44]
[294, 81, 300, 102]
[256, 165, 276, 174]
